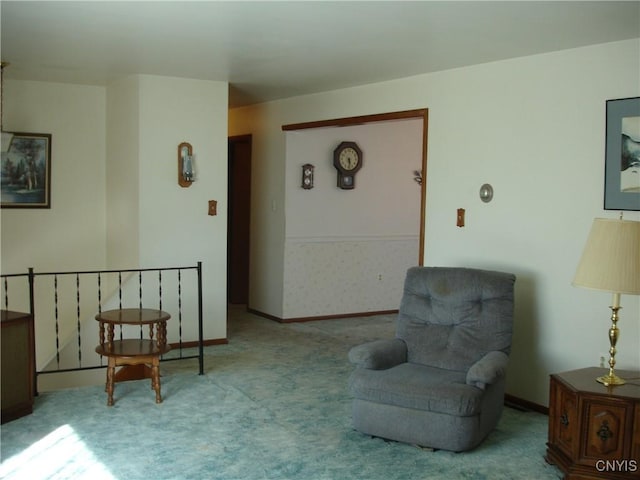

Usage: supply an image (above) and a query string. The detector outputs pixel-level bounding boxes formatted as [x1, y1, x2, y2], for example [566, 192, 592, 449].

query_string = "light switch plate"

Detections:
[457, 208, 465, 227]
[208, 200, 217, 216]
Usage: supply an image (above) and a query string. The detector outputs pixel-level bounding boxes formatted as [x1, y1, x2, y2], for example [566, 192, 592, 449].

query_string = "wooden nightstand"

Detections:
[546, 367, 640, 479]
[1, 310, 35, 424]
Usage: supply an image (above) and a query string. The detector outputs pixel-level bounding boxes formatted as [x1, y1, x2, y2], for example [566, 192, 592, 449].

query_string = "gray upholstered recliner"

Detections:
[348, 266, 516, 452]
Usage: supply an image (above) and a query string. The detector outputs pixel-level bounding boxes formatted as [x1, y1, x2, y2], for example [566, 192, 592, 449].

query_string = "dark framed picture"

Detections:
[604, 97, 640, 211]
[1, 132, 52, 208]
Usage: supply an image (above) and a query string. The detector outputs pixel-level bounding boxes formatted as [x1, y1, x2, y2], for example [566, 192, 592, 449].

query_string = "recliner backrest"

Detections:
[396, 267, 515, 372]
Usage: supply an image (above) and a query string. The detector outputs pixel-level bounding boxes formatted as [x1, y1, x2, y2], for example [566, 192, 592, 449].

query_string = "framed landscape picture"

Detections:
[1, 132, 51, 208]
[604, 97, 640, 211]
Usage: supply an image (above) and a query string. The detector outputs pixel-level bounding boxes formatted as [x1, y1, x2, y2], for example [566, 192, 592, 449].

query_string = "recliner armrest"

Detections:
[348, 339, 407, 370]
[466, 351, 509, 390]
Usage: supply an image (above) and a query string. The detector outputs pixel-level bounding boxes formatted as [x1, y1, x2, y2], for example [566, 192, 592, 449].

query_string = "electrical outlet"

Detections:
[377, 274, 383, 281]
[599, 354, 607, 368]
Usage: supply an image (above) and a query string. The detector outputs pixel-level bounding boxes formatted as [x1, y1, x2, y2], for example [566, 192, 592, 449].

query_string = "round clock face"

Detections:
[339, 147, 360, 171]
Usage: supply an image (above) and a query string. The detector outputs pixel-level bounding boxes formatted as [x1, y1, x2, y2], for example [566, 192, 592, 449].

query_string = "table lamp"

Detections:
[572, 217, 640, 386]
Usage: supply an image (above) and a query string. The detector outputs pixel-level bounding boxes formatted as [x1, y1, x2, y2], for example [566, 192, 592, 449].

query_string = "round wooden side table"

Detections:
[95, 308, 171, 406]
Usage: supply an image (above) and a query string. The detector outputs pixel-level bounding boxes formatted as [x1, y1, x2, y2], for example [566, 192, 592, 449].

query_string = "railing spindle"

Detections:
[178, 269, 183, 357]
[54, 275, 60, 367]
[97, 272, 102, 314]
[118, 272, 123, 341]
[3, 276, 8, 310]
[197, 261, 204, 375]
[158, 269, 162, 311]
[76, 273, 82, 366]
[138, 271, 143, 338]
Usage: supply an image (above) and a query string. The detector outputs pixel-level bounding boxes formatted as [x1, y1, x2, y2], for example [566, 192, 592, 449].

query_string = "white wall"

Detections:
[282, 120, 422, 318]
[1, 80, 107, 274]
[229, 39, 640, 406]
[106, 76, 140, 269]
[135, 75, 228, 341]
[104, 75, 229, 342]
[285, 120, 422, 238]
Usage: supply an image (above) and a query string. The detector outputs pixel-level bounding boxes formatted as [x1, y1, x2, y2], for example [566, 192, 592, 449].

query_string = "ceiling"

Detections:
[2, 1, 639, 108]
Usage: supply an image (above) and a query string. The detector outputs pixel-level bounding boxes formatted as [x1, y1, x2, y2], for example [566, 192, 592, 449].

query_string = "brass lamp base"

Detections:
[596, 303, 625, 387]
[596, 373, 625, 386]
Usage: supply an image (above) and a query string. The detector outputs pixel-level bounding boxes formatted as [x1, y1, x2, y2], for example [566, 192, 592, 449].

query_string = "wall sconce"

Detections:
[302, 164, 314, 189]
[178, 142, 194, 187]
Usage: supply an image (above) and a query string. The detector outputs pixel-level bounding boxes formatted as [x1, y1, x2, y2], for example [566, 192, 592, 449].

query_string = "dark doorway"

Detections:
[227, 135, 252, 305]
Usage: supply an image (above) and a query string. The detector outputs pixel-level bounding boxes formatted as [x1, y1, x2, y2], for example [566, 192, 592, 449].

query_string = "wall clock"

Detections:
[333, 141, 362, 190]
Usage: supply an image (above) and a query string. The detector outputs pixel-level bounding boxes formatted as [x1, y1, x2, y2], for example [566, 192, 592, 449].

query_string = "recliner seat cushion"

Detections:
[349, 363, 483, 417]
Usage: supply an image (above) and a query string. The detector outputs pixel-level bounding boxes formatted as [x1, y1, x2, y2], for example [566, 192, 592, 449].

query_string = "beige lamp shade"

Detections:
[572, 218, 640, 295]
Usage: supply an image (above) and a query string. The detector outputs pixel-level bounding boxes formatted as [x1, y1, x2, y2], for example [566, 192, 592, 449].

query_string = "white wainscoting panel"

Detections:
[282, 236, 419, 319]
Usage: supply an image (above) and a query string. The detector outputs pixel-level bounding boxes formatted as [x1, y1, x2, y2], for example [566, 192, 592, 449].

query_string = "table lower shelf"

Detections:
[96, 339, 171, 382]
[96, 339, 171, 405]
[96, 339, 171, 358]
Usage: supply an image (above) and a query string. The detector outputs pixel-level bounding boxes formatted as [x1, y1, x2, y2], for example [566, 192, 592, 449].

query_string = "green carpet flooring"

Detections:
[1, 307, 562, 479]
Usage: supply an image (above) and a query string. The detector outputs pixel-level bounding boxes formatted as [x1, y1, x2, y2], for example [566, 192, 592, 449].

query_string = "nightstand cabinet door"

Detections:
[551, 377, 578, 459]
[583, 400, 627, 460]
